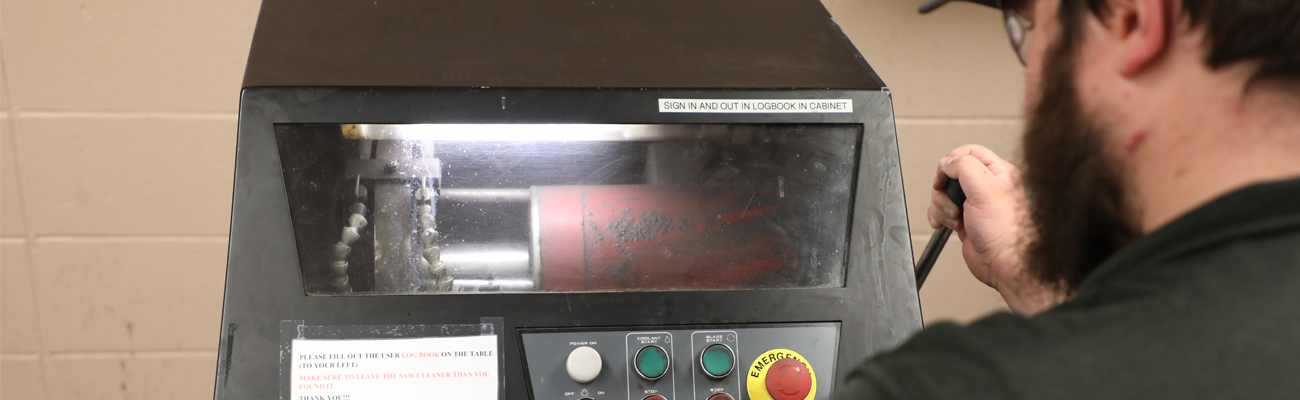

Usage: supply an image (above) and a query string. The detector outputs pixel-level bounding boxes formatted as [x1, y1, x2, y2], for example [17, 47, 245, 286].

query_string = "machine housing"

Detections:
[215, 0, 922, 399]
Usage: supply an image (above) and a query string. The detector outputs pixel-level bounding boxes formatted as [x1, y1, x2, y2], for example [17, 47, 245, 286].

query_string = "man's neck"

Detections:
[1126, 82, 1300, 233]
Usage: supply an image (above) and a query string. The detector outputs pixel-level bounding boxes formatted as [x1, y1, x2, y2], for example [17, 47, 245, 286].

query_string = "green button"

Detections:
[701, 344, 734, 378]
[636, 346, 669, 380]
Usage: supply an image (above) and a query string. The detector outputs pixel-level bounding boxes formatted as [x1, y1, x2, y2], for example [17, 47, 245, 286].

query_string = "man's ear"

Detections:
[1114, 0, 1171, 76]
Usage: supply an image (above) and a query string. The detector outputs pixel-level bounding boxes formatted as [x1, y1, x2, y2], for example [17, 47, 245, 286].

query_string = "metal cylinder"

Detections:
[440, 188, 531, 203]
[440, 242, 532, 277]
[451, 277, 537, 292]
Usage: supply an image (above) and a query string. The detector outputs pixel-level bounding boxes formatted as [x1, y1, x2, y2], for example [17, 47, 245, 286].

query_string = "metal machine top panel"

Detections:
[241, 0, 884, 90]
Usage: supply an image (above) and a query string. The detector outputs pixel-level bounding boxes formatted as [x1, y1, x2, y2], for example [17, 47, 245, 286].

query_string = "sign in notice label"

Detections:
[658, 99, 853, 113]
[290, 335, 498, 400]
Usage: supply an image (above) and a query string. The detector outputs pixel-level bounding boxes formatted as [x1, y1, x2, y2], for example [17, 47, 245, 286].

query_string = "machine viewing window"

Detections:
[276, 124, 862, 295]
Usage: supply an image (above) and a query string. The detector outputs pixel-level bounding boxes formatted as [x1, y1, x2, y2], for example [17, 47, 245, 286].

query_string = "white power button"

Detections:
[566, 346, 602, 383]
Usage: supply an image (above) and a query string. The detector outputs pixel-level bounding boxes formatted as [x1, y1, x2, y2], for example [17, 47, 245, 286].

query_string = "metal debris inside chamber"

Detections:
[275, 123, 863, 295]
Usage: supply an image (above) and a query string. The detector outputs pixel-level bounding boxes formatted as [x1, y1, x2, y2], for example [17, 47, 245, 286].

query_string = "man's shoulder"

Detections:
[839, 303, 1300, 399]
[833, 235, 1300, 400]
[828, 311, 1085, 399]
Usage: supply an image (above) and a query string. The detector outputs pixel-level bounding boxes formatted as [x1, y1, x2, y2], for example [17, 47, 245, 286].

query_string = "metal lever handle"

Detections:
[915, 179, 966, 288]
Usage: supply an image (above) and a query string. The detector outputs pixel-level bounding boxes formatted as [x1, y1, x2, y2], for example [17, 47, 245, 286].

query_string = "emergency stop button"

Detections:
[765, 358, 812, 400]
[566, 346, 602, 383]
[745, 349, 817, 400]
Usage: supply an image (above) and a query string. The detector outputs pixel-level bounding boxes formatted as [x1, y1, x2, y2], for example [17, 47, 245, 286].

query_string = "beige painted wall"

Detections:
[0, 0, 1021, 398]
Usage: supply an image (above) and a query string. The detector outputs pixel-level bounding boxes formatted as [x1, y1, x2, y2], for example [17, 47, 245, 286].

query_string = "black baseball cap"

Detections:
[918, 0, 1001, 13]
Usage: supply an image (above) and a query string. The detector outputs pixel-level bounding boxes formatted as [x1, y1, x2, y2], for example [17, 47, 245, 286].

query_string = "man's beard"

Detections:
[1020, 31, 1142, 294]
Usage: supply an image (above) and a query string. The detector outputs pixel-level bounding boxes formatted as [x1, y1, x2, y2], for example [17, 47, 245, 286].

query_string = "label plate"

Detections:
[658, 99, 853, 113]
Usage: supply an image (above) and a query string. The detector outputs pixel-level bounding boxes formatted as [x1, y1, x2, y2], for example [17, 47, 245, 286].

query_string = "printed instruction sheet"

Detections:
[290, 335, 498, 400]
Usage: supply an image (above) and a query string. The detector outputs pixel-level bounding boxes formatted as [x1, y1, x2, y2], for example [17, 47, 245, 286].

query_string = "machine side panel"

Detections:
[845, 90, 921, 356]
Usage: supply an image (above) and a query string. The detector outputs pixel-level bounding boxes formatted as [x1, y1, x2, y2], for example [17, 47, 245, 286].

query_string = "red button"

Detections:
[765, 358, 812, 400]
[643, 396, 668, 400]
[707, 394, 735, 400]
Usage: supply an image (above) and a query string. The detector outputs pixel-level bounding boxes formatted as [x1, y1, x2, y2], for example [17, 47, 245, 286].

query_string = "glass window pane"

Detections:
[275, 124, 861, 295]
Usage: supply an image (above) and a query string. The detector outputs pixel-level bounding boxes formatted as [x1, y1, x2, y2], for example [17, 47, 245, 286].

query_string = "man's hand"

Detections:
[928, 144, 1066, 316]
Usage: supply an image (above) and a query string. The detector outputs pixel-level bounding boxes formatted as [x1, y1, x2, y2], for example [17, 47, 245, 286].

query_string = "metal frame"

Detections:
[213, 86, 921, 400]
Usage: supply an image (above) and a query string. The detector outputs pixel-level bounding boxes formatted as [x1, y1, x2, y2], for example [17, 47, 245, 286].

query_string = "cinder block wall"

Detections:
[0, 0, 1020, 398]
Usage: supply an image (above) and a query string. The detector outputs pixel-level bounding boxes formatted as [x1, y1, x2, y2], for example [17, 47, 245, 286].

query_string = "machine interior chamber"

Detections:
[276, 123, 863, 295]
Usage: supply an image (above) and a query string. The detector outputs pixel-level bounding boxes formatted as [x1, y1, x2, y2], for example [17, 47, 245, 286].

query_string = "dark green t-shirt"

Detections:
[833, 178, 1300, 399]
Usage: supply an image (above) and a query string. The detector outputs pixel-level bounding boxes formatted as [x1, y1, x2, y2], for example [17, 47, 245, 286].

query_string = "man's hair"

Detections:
[1063, 0, 1300, 82]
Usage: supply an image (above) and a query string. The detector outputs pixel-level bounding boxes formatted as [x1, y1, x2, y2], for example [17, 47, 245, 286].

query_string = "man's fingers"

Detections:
[939, 155, 1000, 205]
[930, 193, 961, 229]
[928, 204, 960, 230]
[933, 163, 950, 191]
[932, 144, 1016, 191]
[931, 188, 960, 217]
[946, 144, 1001, 166]
[946, 144, 1018, 176]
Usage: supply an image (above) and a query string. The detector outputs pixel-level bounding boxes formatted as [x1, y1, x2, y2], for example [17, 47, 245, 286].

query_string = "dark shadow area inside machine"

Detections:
[275, 124, 862, 296]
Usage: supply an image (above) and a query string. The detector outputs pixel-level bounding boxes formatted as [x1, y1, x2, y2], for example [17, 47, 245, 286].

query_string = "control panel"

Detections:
[521, 323, 838, 400]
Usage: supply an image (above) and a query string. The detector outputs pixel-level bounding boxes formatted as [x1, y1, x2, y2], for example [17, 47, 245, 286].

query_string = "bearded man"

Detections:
[832, 0, 1300, 398]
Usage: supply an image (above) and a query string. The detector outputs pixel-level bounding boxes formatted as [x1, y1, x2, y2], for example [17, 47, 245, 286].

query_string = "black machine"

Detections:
[215, 0, 921, 399]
